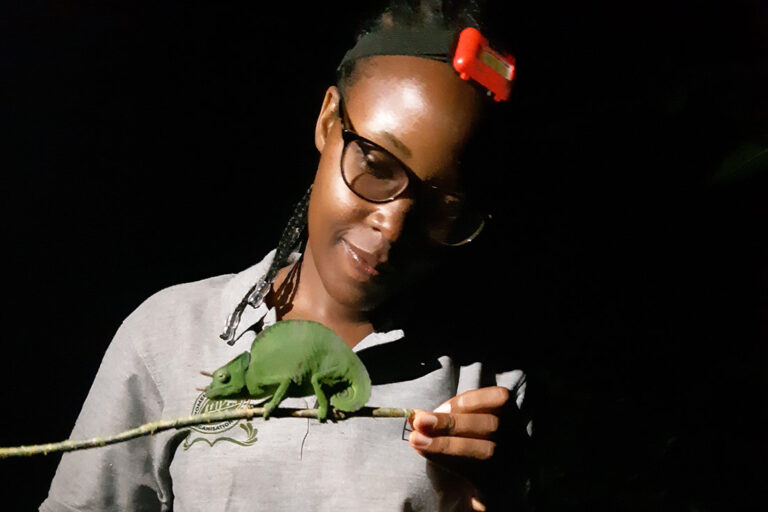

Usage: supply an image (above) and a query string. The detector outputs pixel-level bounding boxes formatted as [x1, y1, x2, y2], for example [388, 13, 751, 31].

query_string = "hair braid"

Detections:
[219, 185, 312, 344]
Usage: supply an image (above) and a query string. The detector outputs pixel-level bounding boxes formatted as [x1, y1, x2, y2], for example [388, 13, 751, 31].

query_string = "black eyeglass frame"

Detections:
[336, 93, 487, 246]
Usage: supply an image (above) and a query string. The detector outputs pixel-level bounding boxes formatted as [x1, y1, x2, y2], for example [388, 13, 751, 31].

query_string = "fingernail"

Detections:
[417, 413, 438, 429]
[471, 497, 487, 511]
[409, 431, 432, 448]
[433, 402, 451, 413]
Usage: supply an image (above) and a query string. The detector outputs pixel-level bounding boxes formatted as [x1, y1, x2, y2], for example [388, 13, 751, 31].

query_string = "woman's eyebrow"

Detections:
[376, 130, 412, 159]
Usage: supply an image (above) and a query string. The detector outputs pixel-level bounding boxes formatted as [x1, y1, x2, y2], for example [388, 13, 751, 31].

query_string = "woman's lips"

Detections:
[341, 239, 381, 278]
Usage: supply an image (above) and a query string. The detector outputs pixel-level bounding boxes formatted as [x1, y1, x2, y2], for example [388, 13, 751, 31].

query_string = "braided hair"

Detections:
[219, 185, 311, 344]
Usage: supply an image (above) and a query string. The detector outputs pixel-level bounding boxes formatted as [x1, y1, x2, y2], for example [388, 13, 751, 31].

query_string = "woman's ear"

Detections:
[315, 86, 340, 152]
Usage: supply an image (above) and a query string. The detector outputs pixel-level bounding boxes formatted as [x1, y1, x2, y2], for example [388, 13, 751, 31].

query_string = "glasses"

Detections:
[337, 94, 486, 246]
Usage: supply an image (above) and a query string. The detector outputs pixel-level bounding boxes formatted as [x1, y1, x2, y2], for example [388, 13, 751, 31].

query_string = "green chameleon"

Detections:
[205, 320, 371, 421]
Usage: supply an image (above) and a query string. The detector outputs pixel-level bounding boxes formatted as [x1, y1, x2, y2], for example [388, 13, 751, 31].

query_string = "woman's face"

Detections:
[307, 55, 484, 312]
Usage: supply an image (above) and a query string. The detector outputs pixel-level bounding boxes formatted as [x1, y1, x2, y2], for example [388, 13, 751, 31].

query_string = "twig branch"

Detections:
[0, 406, 414, 458]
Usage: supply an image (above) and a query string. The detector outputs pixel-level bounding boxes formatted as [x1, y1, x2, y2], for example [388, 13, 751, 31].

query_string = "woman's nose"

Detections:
[365, 198, 413, 243]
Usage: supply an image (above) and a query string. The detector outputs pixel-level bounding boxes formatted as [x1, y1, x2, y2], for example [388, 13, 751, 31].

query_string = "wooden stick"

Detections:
[0, 406, 414, 458]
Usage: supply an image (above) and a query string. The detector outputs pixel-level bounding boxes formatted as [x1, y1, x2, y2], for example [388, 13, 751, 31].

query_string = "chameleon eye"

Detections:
[215, 371, 230, 384]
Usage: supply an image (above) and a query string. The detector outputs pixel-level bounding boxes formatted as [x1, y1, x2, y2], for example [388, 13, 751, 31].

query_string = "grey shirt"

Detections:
[41, 250, 525, 511]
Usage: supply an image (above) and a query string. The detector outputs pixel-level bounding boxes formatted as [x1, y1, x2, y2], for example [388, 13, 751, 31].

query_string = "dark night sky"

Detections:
[1, 1, 766, 509]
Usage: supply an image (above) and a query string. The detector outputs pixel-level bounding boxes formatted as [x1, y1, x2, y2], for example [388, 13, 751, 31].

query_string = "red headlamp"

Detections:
[453, 28, 516, 102]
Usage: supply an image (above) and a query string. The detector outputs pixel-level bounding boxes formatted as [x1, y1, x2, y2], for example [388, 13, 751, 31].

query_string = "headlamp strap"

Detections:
[338, 27, 515, 102]
[338, 27, 455, 66]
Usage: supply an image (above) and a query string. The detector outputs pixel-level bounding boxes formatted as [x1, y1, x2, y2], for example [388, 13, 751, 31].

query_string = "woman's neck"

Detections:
[267, 250, 374, 349]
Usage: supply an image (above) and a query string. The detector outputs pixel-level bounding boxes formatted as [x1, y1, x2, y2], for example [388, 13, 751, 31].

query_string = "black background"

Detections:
[1, 1, 766, 510]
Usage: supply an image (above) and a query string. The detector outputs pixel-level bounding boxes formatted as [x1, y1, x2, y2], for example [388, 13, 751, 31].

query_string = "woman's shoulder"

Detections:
[105, 258, 276, 399]
[122, 249, 281, 336]
[121, 272, 234, 334]
[110, 252, 276, 360]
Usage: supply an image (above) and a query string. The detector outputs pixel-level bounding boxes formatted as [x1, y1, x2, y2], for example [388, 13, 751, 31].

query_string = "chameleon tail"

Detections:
[329, 364, 371, 412]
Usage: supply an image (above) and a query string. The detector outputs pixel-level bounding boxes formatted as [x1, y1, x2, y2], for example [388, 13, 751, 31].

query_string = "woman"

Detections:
[41, 2, 527, 510]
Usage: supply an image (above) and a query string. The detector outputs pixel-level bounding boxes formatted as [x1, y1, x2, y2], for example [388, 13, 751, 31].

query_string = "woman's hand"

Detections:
[408, 386, 513, 511]
[408, 386, 510, 460]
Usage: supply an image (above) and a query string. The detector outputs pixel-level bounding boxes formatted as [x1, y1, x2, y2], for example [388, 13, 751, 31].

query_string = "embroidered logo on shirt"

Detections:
[182, 392, 258, 450]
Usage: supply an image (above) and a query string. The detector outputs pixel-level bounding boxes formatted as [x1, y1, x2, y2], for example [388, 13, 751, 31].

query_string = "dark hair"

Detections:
[337, 0, 489, 98]
[219, 185, 310, 343]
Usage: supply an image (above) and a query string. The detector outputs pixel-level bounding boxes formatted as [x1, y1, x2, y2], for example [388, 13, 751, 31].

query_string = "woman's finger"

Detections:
[411, 410, 499, 439]
[408, 431, 497, 460]
[433, 386, 510, 414]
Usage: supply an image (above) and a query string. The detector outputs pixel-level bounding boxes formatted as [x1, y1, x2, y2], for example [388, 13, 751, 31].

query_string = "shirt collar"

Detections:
[352, 328, 406, 353]
[218, 250, 405, 349]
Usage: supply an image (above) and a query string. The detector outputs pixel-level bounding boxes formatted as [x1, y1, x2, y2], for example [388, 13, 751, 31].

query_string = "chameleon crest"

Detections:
[205, 320, 371, 421]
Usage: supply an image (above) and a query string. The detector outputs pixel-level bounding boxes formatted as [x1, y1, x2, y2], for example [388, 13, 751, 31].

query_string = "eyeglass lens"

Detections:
[341, 139, 409, 202]
[339, 105, 485, 246]
[423, 193, 486, 246]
